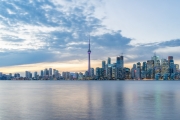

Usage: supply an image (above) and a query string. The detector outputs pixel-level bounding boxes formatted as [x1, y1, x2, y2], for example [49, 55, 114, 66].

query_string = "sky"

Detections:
[0, 0, 180, 75]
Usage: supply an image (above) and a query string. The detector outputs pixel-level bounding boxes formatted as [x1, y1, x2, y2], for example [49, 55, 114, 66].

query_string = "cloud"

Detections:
[157, 39, 180, 47]
[125, 39, 180, 65]
[0, 0, 180, 71]
[0, 0, 133, 68]
[0, 50, 56, 67]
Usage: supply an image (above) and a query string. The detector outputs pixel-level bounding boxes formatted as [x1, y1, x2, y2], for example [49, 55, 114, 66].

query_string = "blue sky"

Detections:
[0, 0, 180, 74]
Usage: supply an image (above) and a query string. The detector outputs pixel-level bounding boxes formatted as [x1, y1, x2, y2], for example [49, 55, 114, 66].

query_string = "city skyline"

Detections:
[0, 53, 179, 80]
[0, 52, 179, 75]
[1, 0, 180, 74]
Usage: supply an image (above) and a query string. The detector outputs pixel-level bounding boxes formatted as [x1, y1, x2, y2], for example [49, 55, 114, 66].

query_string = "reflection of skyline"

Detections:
[0, 81, 180, 119]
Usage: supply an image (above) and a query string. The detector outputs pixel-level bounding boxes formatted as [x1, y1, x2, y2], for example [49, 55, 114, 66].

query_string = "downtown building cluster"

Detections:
[61, 56, 128, 80]
[131, 54, 180, 80]
[0, 68, 62, 80]
[25, 68, 62, 80]
[0, 72, 20, 80]
[82, 54, 180, 80]
[93, 56, 130, 80]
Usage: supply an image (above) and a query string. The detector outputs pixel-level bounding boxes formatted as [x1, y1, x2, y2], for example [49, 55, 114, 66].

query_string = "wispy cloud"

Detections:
[0, 0, 180, 71]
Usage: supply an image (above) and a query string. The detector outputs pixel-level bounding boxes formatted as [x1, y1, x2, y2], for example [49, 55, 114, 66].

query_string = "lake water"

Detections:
[0, 81, 180, 120]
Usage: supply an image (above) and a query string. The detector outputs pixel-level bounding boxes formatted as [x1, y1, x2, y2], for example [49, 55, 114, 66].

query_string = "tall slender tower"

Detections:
[87, 36, 91, 76]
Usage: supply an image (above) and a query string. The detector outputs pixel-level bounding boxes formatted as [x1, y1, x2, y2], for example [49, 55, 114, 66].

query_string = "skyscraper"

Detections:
[116, 56, 124, 68]
[107, 67, 112, 80]
[146, 60, 154, 79]
[136, 62, 141, 79]
[44, 68, 48, 76]
[102, 61, 106, 69]
[151, 53, 160, 67]
[90, 68, 94, 77]
[107, 57, 111, 65]
[41, 70, 43, 77]
[168, 56, 173, 63]
[78, 72, 84, 80]
[96, 67, 100, 79]
[131, 64, 136, 79]
[112, 66, 117, 79]
[168, 56, 174, 74]
[174, 64, 179, 72]
[34, 72, 38, 79]
[142, 62, 147, 71]
[160, 59, 168, 80]
[87, 36, 91, 77]
[115, 57, 124, 80]
[25, 71, 29, 78]
[49, 68, 52, 76]
[141, 62, 147, 79]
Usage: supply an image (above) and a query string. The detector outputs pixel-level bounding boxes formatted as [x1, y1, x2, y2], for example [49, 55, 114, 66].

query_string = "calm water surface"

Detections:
[0, 81, 180, 120]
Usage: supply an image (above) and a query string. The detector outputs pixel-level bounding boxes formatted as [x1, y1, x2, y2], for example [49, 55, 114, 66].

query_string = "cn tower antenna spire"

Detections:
[89, 35, 90, 50]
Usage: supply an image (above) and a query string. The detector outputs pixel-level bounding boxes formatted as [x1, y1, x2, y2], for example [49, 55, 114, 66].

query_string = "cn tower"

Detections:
[87, 36, 91, 77]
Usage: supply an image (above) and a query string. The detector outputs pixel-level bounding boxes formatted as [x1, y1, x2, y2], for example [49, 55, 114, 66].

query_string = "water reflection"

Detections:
[0, 81, 180, 120]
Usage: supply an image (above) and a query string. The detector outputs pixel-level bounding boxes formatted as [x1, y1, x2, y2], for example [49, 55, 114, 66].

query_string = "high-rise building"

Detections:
[0, 72, 2, 77]
[14, 73, 20, 78]
[152, 54, 160, 67]
[102, 61, 106, 69]
[174, 64, 179, 73]
[74, 73, 79, 80]
[168, 56, 174, 74]
[112, 66, 117, 79]
[44, 68, 49, 76]
[54, 70, 60, 79]
[142, 62, 146, 70]
[100, 67, 106, 79]
[120, 56, 124, 68]
[116, 56, 124, 68]
[146, 60, 154, 79]
[116, 67, 124, 80]
[136, 62, 141, 79]
[151, 54, 161, 80]
[174, 64, 179, 79]
[96, 67, 100, 79]
[107, 67, 112, 80]
[124, 68, 130, 79]
[78, 72, 84, 80]
[85, 71, 89, 78]
[29, 72, 32, 78]
[168, 56, 173, 63]
[69, 73, 73, 80]
[151, 54, 160, 77]
[41, 70, 43, 77]
[25, 71, 29, 78]
[141, 62, 147, 79]
[9, 73, 12, 78]
[90, 68, 94, 77]
[131, 64, 136, 79]
[49, 68, 52, 76]
[169, 62, 175, 79]
[25, 71, 32, 79]
[107, 57, 111, 65]
[62, 72, 66, 79]
[34, 72, 38, 79]
[161, 59, 169, 80]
